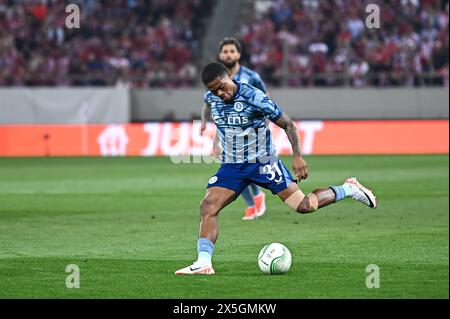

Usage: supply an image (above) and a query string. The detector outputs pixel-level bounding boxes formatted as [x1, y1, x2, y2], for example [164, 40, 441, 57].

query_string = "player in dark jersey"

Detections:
[200, 37, 267, 221]
[175, 63, 377, 275]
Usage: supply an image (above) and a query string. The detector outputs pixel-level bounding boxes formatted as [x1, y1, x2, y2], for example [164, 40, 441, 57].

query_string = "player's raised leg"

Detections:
[175, 186, 237, 275]
[278, 178, 377, 214]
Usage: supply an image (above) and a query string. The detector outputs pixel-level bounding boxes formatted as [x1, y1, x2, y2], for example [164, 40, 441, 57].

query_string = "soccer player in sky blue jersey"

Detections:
[200, 37, 267, 221]
[175, 63, 377, 275]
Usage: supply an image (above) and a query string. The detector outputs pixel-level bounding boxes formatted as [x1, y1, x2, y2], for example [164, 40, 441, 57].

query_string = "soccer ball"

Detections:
[257, 243, 292, 274]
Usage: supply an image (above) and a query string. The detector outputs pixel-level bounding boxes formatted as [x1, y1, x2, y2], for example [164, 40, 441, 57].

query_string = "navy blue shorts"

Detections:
[207, 159, 296, 195]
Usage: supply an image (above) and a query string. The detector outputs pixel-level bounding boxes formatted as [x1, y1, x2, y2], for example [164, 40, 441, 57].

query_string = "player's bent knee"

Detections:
[296, 197, 310, 214]
[284, 189, 305, 211]
[297, 194, 318, 214]
[308, 193, 319, 211]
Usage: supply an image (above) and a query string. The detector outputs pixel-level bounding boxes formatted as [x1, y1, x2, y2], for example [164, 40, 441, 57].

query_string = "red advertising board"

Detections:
[0, 120, 448, 157]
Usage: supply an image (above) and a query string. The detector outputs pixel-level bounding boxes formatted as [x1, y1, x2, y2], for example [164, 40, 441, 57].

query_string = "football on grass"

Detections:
[258, 243, 292, 274]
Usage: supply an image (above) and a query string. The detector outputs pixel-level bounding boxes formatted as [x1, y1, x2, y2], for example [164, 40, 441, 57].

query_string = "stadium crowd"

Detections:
[0, 0, 448, 87]
[239, 0, 449, 87]
[0, 0, 215, 87]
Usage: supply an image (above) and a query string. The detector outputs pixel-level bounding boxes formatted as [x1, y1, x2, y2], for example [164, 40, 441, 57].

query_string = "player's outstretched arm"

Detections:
[274, 113, 309, 181]
[200, 103, 211, 135]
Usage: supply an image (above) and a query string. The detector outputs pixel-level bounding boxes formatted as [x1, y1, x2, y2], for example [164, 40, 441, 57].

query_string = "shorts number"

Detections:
[263, 162, 283, 183]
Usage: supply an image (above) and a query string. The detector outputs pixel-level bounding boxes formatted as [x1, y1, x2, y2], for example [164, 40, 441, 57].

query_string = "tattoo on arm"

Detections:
[275, 113, 302, 157]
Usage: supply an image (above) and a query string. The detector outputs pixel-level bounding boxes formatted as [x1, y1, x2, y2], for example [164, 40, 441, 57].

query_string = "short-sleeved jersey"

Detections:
[203, 66, 267, 103]
[204, 81, 283, 164]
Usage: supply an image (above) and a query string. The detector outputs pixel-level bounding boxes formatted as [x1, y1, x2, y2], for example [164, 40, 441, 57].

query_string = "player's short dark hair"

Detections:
[201, 63, 229, 85]
[218, 37, 242, 53]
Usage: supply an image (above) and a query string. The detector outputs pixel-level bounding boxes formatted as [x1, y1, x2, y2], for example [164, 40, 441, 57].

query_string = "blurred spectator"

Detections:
[349, 55, 370, 87]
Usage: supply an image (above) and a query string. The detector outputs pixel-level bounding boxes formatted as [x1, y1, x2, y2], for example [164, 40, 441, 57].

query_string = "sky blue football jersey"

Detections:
[204, 81, 283, 163]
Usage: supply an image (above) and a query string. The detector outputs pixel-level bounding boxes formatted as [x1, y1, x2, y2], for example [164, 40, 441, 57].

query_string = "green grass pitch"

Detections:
[0, 155, 448, 298]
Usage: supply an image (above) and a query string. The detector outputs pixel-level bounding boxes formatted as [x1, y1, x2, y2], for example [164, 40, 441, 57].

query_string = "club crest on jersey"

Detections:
[208, 176, 218, 184]
[234, 102, 244, 112]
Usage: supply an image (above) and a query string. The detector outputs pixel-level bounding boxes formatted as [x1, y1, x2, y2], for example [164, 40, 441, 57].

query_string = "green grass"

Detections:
[0, 155, 448, 298]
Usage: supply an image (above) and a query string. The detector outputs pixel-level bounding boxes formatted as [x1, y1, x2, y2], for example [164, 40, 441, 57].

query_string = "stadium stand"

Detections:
[238, 0, 449, 87]
[0, 0, 216, 87]
[0, 0, 448, 88]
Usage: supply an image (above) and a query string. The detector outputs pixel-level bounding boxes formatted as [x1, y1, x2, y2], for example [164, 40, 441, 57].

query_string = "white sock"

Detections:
[196, 252, 212, 267]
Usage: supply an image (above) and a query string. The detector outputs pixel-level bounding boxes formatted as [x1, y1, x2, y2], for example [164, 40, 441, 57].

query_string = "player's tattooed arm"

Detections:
[275, 113, 309, 180]
[274, 113, 302, 157]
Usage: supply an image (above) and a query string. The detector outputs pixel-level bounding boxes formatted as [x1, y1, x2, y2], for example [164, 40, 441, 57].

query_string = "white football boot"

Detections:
[175, 262, 215, 275]
[344, 177, 377, 209]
